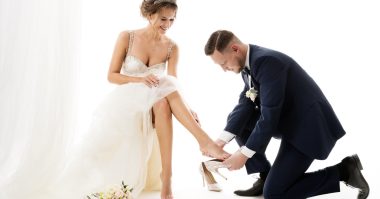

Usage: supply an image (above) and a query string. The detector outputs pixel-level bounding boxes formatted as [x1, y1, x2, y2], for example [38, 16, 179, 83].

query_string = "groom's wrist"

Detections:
[240, 146, 256, 158]
[218, 130, 235, 143]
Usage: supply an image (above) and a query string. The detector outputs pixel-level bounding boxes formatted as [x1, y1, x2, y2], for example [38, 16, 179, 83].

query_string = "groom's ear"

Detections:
[231, 44, 239, 53]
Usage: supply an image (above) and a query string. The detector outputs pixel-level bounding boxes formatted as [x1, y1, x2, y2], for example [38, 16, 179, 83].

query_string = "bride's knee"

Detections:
[153, 98, 171, 114]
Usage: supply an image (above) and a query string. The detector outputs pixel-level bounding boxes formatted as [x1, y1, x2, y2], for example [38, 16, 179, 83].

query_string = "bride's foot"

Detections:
[161, 174, 173, 199]
[201, 142, 230, 160]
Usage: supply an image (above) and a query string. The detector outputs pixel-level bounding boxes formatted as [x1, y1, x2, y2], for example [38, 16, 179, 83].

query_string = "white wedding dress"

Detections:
[46, 32, 178, 198]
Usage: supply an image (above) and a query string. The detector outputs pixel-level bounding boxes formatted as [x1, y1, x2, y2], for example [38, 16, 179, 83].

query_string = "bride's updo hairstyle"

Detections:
[140, 0, 178, 18]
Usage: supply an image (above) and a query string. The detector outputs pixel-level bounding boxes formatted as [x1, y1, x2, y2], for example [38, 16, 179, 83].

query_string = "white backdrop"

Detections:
[0, 0, 82, 197]
[1, 0, 378, 198]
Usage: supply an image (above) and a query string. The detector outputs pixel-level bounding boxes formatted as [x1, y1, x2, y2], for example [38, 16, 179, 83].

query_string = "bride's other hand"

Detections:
[190, 109, 201, 126]
[141, 74, 159, 87]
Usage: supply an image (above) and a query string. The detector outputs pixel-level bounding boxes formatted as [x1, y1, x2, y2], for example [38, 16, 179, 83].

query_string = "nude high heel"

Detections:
[199, 162, 222, 192]
[203, 159, 228, 180]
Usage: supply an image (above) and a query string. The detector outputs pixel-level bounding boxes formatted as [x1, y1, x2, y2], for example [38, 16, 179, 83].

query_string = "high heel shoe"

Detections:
[199, 162, 222, 192]
[203, 159, 228, 180]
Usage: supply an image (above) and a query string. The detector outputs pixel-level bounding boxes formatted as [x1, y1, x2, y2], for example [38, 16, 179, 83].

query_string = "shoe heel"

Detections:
[203, 159, 228, 180]
[353, 154, 363, 170]
[200, 162, 222, 192]
[214, 169, 227, 180]
[199, 165, 205, 187]
[202, 174, 205, 187]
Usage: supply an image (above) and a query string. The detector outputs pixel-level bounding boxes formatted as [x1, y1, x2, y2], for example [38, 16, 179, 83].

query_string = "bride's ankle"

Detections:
[201, 136, 213, 144]
[199, 139, 214, 150]
[200, 141, 220, 152]
[160, 172, 172, 181]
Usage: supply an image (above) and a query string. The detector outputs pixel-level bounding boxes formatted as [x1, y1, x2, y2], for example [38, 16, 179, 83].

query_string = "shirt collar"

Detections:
[245, 44, 250, 70]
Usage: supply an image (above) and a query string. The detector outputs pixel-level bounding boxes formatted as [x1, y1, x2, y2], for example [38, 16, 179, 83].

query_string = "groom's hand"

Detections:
[223, 150, 248, 171]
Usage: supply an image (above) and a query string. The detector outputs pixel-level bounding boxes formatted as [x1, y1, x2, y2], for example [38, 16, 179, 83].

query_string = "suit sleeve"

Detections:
[245, 57, 288, 153]
[224, 82, 257, 137]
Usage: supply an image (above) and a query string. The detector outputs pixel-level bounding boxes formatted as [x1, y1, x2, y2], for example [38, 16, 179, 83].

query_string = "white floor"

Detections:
[139, 173, 357, 199]
[139, 170, 358, 199]
[138, 125, 375, 199]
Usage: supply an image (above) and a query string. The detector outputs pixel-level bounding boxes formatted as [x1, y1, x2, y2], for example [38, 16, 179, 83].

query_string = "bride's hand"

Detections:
[190, 109, 200, 126]
[141, 74, 159, 88]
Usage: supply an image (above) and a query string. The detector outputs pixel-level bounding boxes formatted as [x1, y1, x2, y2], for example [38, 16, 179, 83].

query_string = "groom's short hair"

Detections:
[204, 30, 235, 55]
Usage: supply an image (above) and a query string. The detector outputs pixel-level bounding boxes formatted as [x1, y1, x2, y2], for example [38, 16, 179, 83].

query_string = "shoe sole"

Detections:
[352, 154, 370, 199]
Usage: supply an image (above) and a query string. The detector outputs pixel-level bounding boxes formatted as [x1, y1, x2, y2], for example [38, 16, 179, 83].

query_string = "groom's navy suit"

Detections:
[225, 45, 346, 198]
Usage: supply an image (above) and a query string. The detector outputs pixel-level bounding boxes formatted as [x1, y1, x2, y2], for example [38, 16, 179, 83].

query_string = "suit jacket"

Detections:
[225, 44, 345, 160]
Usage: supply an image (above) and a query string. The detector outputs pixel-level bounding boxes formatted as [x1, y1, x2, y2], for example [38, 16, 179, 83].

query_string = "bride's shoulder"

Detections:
[119, 29, 138, 37]
[116, 30, 139, 46]
[116, 31, 132, 42]
[163, 36, 178, 49]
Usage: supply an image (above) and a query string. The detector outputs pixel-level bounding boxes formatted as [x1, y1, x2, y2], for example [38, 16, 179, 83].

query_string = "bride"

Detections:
[46, 0, 230, 198]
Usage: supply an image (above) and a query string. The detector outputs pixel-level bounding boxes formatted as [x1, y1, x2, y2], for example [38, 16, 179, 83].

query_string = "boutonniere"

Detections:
[245, 87, 258, 102]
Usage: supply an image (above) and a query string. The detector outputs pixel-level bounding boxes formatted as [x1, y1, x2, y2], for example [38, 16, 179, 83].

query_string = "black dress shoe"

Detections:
[234, 178, 264, 196]
[341, 154, 370, 199]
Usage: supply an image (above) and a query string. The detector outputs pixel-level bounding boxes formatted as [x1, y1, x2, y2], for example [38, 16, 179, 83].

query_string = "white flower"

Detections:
[87, 181, 133, 199]
[245, 87, 258, 102]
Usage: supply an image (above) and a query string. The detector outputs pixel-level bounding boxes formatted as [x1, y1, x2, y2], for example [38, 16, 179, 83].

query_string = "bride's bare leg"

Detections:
[165, 91, 230, 159]
[153, 99, 173, 199]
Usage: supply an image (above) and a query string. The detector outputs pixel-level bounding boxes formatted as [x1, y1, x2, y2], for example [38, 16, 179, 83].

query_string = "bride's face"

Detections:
[148, 8, 176, 35]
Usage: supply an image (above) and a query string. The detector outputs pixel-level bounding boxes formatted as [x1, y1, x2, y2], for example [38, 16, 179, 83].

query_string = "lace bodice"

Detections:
[121, 55, 166, 77]
[121, 31, 173, 78]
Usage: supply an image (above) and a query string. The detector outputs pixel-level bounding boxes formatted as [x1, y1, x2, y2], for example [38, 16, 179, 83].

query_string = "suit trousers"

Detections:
[263, 140, 341, 199]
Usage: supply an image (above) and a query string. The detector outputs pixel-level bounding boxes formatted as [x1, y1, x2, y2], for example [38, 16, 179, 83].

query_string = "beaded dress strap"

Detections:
[127, 31, 134, 55]
[166, 41, 174, 61]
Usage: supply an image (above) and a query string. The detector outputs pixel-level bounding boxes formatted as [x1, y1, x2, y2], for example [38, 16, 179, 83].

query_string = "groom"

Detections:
[204, 30, 370, 199]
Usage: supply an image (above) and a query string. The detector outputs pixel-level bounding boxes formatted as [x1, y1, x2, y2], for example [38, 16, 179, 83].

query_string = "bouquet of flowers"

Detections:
[87, 181, 133, 199]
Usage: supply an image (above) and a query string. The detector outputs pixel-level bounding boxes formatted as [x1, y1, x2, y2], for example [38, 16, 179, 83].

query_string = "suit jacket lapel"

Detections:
[248, 44, 260, 90]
